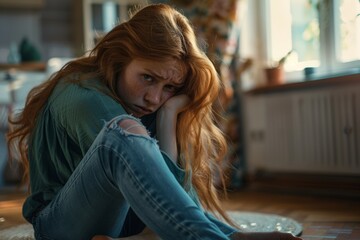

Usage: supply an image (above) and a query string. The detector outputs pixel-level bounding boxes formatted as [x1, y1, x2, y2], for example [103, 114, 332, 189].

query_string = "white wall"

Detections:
[0, 0, 75, 63]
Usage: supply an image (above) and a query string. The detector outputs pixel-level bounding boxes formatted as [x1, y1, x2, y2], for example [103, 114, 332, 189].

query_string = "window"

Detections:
[83, 0, 145, 52]
[264, 0, 360, 76]
[334, 0, 360, 63]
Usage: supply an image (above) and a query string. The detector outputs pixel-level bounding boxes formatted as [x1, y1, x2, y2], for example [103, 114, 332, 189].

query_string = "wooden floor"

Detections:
[0, 186, 359, 240]
[223, 189, 360, 240]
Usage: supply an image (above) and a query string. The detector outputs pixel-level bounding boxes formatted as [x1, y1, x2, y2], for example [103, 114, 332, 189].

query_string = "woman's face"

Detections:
[117, 58, 186, 117]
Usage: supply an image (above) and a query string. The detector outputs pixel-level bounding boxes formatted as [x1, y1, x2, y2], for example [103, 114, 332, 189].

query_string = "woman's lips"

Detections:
[134, 105, 153, 114]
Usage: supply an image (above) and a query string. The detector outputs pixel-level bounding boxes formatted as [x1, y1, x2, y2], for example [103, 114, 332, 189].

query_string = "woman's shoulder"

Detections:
[49, 77, 126, 119]
[51, 77, 112, 105]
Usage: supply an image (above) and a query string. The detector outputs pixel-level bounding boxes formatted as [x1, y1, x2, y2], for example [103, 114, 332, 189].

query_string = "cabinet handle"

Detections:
[343, 126, 353, 135]
[250, 130, 264, 141]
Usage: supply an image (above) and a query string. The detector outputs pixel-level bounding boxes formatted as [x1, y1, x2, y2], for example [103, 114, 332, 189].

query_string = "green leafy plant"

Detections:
[278, 50, 293, 67]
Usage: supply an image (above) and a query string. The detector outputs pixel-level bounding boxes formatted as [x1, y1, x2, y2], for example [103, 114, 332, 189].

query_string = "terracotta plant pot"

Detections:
[264, 65, 285, 85]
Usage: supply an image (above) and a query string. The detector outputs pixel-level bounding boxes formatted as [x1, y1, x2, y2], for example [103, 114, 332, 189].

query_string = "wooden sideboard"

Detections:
[0, 0, 44, 8]
[0, 62, 46, 72]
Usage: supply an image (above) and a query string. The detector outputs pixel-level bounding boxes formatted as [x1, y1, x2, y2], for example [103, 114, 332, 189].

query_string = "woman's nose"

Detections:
[145, 86, 162, 105]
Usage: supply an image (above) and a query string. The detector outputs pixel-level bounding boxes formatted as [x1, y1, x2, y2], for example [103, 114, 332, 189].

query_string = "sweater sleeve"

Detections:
[50, 82, 126, 156]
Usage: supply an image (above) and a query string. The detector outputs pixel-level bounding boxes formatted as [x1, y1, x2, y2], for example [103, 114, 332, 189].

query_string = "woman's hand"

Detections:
[159, 94, 190, 115]
[156, 94, 190, 162]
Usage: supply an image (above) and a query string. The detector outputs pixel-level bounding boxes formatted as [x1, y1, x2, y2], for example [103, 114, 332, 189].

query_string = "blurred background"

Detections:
[0, 0, 359, 195]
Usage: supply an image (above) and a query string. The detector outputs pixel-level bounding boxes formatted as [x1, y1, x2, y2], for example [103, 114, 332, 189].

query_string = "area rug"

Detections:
[228, 211, 302, 236]
[0, 211, 302, 239]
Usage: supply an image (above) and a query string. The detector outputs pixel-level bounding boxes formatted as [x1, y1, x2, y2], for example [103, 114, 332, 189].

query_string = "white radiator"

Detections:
[245, 84, 360, 175]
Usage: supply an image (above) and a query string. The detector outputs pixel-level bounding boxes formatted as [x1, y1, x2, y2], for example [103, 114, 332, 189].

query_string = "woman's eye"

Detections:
[165, 85, 178, 93]
[142, 74, 153, 82]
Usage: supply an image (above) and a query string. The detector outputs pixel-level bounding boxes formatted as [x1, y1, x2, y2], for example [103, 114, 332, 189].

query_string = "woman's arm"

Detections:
[156, 94, 189, 163]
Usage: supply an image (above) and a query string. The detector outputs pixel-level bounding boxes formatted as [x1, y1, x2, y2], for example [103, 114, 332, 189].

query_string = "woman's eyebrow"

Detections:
[145, 68, 184, 86]
[144, 69, 164, 79]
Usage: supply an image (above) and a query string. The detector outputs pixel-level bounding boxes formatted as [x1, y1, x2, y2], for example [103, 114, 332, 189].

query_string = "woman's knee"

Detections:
[118, 118, 149, 136]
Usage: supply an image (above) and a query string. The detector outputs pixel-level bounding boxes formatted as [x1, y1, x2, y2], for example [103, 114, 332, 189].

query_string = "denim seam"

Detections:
[51, 126, 154, 209]
[106, 143, 202, 239]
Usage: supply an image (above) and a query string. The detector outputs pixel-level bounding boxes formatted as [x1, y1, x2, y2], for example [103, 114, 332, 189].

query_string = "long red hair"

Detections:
[7, 3, 233, 225]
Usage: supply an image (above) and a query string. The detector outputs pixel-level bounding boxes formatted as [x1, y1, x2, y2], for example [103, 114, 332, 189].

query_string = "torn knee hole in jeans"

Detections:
[118, 119, 149, 136]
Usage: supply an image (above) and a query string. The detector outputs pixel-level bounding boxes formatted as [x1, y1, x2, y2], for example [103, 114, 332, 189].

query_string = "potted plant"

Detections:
[264, 50, 292, 85]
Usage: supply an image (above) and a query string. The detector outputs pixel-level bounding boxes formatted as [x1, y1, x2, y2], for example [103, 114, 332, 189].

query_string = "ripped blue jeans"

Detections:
[32, 115, 237, 240]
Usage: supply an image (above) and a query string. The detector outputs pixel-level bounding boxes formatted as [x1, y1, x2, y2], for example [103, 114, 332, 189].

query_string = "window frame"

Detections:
[328, 0, 360, 73]
[245, 0, 360, 85]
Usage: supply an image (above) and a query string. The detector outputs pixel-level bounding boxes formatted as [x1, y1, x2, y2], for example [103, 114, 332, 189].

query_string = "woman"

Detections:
[8, 3, 302, 240]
